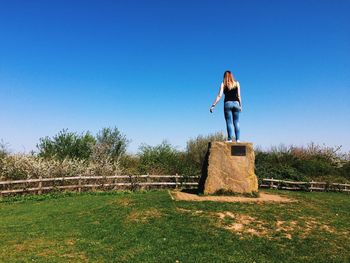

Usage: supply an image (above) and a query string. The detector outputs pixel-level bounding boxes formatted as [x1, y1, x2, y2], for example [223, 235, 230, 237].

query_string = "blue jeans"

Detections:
[224, 101, 241, 141]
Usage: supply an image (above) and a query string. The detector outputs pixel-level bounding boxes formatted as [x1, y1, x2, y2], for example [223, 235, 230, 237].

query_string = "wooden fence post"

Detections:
[78, 175, 82, 193]
[175, 173, 179, 189]
[129, 175, 133, 191]
[38, 175, 42, 195]
[146, 173, 150, 190]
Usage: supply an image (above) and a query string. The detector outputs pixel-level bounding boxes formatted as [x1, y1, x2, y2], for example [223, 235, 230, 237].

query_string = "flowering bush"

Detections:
[0, 154, 122, 180]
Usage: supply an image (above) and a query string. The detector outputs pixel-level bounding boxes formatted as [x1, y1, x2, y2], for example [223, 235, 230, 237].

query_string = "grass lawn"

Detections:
[0, 189, 349, 263]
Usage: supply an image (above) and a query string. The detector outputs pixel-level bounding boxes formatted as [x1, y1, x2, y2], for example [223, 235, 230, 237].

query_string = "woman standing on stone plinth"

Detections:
[210, 70, 242, 142]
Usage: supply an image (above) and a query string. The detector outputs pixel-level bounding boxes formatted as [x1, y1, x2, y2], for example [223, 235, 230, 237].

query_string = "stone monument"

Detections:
[199, 141, 258, 195]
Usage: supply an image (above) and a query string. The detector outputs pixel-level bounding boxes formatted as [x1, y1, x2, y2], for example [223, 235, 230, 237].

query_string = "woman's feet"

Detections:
[225, 139, 241, 143]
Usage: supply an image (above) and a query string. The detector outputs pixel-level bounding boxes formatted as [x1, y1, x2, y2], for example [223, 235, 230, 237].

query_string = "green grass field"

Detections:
[0, 190, 349, 263]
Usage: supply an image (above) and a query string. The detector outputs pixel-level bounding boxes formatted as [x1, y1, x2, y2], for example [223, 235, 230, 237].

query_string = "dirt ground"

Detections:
[169, 190, 294, 203]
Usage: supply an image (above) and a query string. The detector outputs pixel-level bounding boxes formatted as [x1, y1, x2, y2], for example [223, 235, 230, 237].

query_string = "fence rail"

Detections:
[1, 176, 349, 196]
[259, 178, 350, 192]
[0, 175, 200, 196]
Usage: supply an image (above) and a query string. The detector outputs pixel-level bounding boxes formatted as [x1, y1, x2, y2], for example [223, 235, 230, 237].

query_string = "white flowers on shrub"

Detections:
[0, 154, 122, 180]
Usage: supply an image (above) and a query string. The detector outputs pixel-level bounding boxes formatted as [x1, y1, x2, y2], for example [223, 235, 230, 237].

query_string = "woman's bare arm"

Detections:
[237, 81, 242, 110]
[210, 83, 224, 112]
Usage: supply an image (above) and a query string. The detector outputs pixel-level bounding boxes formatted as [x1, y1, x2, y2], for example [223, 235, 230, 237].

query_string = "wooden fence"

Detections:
[1, 176, 349, 196]
[259, 178, 350, 192]
[0, 175, 199, 196]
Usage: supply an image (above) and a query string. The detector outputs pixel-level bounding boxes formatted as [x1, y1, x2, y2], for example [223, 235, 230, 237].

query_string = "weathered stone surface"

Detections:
[199, 142, 258, 195]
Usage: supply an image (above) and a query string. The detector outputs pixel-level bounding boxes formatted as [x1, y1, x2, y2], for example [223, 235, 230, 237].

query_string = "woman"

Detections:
[210, 70, 242, 142]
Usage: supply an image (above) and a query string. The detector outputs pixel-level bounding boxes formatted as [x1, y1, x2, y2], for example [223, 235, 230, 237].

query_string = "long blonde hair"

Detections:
[223, 70, 237, 90]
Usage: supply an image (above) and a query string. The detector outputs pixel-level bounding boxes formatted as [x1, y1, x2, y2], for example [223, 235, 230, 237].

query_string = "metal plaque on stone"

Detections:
[231, 145, 246, 156]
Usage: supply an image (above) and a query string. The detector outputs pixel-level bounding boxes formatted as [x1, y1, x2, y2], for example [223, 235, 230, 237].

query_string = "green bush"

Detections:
[130, 132, 226, 176]
[186, 132, 225, 170]
[93, 127, 129, 164]
[0, 140, 9, 159]
[255, 151, 305, 181]
[36, 127, 129, 163]
[293, 158, 335, 177]
[255, 143, 349, 182]
[339, 162, 350, 180]
[137, 141, 182, 175]
[37, 129, 96, 161]
[120, 154, 141, 175]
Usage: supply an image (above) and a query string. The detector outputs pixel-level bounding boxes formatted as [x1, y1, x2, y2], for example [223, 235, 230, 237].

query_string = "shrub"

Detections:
[37, 129, 96, 161]
[0, 154, 122, 180]
[120, 154, 141, 175]
[93, 127, 129, 163]
[186, 132, 225, 169]
[0, 154, 84, 180]
[0, 140, 9, 159]
[137, 141, 183, 175]
[255, 143, 349, 182]
[339, 162, 350, 180]
[176, 152, 201, 176]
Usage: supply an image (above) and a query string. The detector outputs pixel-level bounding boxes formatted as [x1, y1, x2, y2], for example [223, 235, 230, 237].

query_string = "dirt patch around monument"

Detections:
[175, 208, 340, 240]
[213, 212, 338, 239]
[169, 190, 294, 203]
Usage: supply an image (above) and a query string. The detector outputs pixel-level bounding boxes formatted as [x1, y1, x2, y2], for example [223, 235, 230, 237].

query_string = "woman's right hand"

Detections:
[210, 106, 215, 113]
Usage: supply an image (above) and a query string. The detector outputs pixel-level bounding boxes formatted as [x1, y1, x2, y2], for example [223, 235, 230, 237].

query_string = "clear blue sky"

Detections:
[1, 0, 349, 153]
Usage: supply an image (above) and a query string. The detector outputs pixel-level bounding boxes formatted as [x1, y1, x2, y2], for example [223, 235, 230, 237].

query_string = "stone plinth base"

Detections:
[199, 142, 258, 195]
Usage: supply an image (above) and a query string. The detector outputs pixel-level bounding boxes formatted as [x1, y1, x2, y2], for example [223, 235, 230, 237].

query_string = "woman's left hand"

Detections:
[210, 106, 215, 113]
